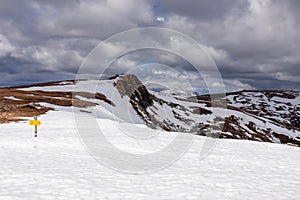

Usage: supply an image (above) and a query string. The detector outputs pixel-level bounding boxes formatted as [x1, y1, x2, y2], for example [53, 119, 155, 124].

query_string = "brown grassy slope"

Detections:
[0, 88, 113, 123]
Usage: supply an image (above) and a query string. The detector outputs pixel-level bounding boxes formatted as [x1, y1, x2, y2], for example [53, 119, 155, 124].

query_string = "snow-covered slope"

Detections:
[226, 90, 300, 128]
[1, 74, 299, 146]
[0, 111, 299, 199]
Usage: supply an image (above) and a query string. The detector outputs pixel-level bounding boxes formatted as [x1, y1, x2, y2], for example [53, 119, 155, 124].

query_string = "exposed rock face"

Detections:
[114, 74, 171, 130]
[115, 74, 154, 108]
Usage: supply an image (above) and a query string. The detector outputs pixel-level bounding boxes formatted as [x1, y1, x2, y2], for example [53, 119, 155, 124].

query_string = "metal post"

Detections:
[34, 116, 38, 137]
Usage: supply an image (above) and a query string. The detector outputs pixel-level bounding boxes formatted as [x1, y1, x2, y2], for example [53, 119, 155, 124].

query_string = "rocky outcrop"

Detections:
[115, 74, 154, 108]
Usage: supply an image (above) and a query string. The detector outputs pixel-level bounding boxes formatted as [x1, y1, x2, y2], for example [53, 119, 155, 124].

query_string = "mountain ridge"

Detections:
[0, 74, 299, 146]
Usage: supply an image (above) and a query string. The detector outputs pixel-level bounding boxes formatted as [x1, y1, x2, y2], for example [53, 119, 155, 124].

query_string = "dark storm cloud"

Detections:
[0, 0, 299, 91]
[160, 0, 300, 91]
[0, 55, 72, 87]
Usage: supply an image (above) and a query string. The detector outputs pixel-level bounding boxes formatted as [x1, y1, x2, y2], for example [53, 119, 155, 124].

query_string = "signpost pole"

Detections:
[30, 116, 41, 138]
[34, 116, 38, 137]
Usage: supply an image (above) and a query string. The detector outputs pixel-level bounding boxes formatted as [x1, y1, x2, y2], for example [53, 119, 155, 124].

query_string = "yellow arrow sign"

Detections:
[29, 120, 41, 126]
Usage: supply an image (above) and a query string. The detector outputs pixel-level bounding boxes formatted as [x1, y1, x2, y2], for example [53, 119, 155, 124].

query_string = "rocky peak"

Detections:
[114, 74, 154, 107]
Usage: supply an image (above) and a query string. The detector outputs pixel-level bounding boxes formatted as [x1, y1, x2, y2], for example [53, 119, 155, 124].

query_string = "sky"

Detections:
[0, 0, 299, 92]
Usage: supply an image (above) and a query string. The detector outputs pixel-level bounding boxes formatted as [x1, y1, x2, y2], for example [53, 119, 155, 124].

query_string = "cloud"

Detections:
[272, 72, 300, 82]
[34, 0, 154, 39]
[0, 34, 14, 58]
[160, 0, 300, 90]
[0, 0, 299, 92]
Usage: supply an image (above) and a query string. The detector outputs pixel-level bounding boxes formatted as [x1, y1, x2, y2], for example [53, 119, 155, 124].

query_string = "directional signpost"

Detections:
[29, 116, 41, 137]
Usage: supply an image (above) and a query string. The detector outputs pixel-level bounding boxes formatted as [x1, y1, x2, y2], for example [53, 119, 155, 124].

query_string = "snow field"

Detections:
[0, 111, 299, 199]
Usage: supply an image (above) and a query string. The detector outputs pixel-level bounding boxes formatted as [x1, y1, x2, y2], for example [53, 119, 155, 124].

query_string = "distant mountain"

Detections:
[226, 90, 299, 128]
[0, 74, 299, 146]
